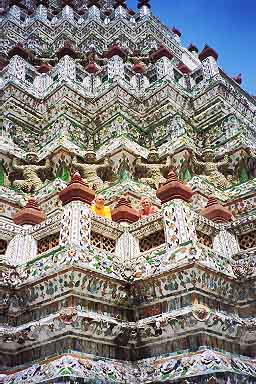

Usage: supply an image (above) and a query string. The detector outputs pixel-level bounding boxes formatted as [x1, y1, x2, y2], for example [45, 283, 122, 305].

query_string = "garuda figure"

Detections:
[192, 147, 230, 189]
[72, 149, 112, 191]
[12, 153, 51, 193]
[135, 146, 171, 189]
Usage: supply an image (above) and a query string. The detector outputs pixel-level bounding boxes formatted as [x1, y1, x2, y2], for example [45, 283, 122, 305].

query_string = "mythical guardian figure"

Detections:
[72, 148, 112, 191]
[12, 153, 51, 193]
[192, 147, 230, 189]
[135, 145, 171, 189]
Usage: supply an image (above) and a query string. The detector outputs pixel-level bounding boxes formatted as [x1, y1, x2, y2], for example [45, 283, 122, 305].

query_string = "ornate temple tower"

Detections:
[0, 0, 256, 383]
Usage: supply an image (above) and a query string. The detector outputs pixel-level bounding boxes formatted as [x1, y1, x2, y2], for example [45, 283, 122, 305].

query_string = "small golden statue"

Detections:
[135, 145, 171, 189]
[72, 148, 111, 191]
[192, 147, 230, 189]
[12, 153, 51, 193]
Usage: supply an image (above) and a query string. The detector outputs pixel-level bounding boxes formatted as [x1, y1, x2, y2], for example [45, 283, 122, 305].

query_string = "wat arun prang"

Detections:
[0, 0, 256, 383]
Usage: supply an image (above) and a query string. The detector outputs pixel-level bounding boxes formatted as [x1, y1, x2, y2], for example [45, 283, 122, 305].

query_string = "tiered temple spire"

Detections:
[0, 0, 256, 383]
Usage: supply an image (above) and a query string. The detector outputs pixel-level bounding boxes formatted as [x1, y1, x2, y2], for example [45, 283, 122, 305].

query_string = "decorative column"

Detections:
[87, 0, 101, 20]
[36, 4, 48, 20]
[138, 0, 151, 17]
[113, 196, 140, 267]
[7, 44, 28, 82]
[59, 172, 95, 249]
[201, 196, 238, 257]
[7, 198, 45, 265]
[128, 9, 136, 23]
[130, 62, 149, 93]
[33, 64, 53, 95]
[199, 45, 219, 80]
[107, 55, 125, 82]
[56, 43, 77, 82]
[116, 231, 140, 264]
[213, 229, 240, 257]
[172, 27, 182, 44]
[62, 5, 74, 21]
[103, 9, 112, 24]
[151, 45, 174, 80]
[157, 171, 197, 260]
[58, 55, 76, 82]
[9, 5, 21, 19]
[83, 63, 101, 95]
[114, 0, 127, 18]
[156, 57, 174, 80]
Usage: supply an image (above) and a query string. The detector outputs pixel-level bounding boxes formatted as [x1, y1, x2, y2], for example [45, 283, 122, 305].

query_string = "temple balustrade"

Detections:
[0, 197, 255, 280]
[1, 54, 194, 98]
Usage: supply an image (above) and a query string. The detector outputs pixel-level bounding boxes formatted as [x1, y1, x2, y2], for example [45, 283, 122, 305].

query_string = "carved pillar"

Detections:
[88, 5, 101, 19]
[8, 55, 26, 82]
[9, 198, 45, 265]
[9, 5, 21, 19]
[163, 200, 197, 260]
[116, 230, 139, 263]
[83, 74, 101, 95]
[36, 4, 48, 19]
[108, 56, 125, 81]
[130, 73, 149, 93]
[156, 57, 174, 80]
[115, 6, 127, 18]
[59, 173, 95, 248]
[59, 201, 92, 249]
[62, 5, 74, 20]
[58, 56, 76, 82]
[201, 57, 219, 80]
[6, 229, 37, 265]
[213, 229, 240, 257]
[139, 5, 151, 17]
[33, 73, 53, 94]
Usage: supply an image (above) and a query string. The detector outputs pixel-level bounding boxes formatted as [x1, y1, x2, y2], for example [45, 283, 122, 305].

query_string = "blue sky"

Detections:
[128, 0, 256, 95]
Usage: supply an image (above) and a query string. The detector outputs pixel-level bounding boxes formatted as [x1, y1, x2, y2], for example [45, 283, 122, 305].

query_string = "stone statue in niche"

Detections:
[12, 153, 51, 193]
[192, 147, 231, 189]
[72, 148, 112, 191]
[135, 145, 171, 189]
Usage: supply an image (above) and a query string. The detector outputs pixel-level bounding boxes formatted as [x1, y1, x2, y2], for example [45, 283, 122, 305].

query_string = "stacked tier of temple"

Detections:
[0, 0, 256, 383]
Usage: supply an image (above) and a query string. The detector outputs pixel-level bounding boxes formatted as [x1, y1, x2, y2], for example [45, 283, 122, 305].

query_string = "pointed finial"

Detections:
[37, 63, 52, 73]
[8, 43, 29, 60]
[233, 73, 242, 85]
[172, 27, 181, 37]
[57, 41, 77, 59]
[105, 44, 127, 60]
[13, 197, 46, 226]
[114, 0, 127, 8]
[59, 171, 95, 205]
[156, 169, 193, 203]
[201, 195, 234, 223]
[138, 0, 151, 8]
[87, 0, 101, 8]
[112, 195, 140, 223]
[71, 171, 89, 187]
[199, 44, 218, 61]
[188, 43, 199, 53]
